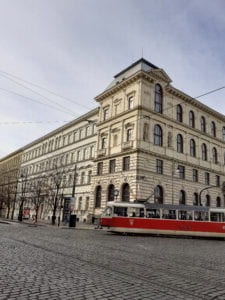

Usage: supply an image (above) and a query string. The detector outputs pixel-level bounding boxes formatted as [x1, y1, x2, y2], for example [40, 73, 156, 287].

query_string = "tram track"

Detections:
[4, 235, 219, 300]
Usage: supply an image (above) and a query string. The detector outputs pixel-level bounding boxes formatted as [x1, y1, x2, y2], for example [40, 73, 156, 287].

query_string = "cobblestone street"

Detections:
[1, 222, 225, 300]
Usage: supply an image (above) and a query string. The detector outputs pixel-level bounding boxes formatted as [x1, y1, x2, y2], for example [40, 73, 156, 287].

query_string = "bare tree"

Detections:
[48, 164, 67, 225]
[29, 176, 49, 223]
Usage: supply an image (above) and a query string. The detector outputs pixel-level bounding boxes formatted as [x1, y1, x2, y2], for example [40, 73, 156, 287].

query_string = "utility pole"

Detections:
[71, 164, 77, 199]
[69, 165, 77, 227]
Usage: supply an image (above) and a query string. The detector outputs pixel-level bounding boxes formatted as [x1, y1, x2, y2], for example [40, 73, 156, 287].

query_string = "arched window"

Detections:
[179, 190, 186, 205]
[154, 84, 163, 113]
[154, 125, 163, 146]
[122, 183, 130, 202]
[205, 195, 210, 207]
[189, 111, 195, 128]
[154, 185, 163, 204]
[201, 143, 207, 161]
[212, 147, 218, 164]
[177, 134, 183, 153]
[190, 139, 196, 157]
[95, 186, 102, 208]
[216, 197, 221, 207]
[222, 127, 225, 141]
[176, 104, 183, 122]
[211, 121, 216, 137]
[193, 193, 198, 206]
[108, 184, 115, 202]
[200, 116, 206, 132]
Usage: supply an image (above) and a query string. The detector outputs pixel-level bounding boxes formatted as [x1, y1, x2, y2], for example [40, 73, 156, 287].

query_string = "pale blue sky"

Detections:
[0, 0, 225, 157]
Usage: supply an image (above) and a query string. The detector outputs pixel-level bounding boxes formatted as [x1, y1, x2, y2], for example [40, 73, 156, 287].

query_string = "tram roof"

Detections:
[108, 202, 225, 213]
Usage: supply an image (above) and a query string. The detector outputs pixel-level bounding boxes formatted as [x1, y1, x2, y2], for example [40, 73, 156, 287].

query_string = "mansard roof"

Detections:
[105, 58, 159, 91]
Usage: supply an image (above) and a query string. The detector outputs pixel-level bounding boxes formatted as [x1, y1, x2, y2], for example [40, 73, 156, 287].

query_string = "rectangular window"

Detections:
[178, 165, 185, 179]
[109, 159, 116, 173]
[156, 159, 163, 174]
[216, 175, 220, 187]
[193, 169, 198, 182]
[101, 138, 106, 149]
[126, 129, 132, 142]
[123, 156, 130, 171]
[77, 151, 81, 161]
[97, 162, 103, 175]
[128, 96, 134, 110]
[103, 108, 109, 121]
[205, 172, 210, 185]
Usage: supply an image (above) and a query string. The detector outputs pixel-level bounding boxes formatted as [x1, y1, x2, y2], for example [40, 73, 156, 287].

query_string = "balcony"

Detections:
[122, 141, 133, 150]
[98, 148, 106, 157]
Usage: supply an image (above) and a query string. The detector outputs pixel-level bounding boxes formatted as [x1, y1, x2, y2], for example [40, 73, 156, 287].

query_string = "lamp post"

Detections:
[69, 165, 77, 227]
[171, 161, 180, 205]
[18, 170, 28, 222]
[199, 186, 219, 206]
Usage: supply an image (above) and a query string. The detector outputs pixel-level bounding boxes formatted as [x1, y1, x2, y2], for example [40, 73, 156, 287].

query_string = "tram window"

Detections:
[147, 209, 160, 218]
[194, 211, 208, 221]
[178, 211, 187, 220]
[187, 212, 193, 220]
[129, 208, 144, 217]
[162, 209, 176, 219]
[210, 212, 225, 222]
[114, 206, 128, 217]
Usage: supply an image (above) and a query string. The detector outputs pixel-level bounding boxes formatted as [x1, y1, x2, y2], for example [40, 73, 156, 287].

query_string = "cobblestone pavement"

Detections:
[1, 223, 225, 300]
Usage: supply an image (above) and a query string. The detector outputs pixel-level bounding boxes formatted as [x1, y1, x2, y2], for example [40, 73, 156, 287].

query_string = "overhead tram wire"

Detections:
[1, 85, 225, 126]
[162, 85, 225, 115]
[0, 120, 69, 125]
[0, 69, 92, 110]
[0, 74, 78, 116]
[0, 87, 77, 117]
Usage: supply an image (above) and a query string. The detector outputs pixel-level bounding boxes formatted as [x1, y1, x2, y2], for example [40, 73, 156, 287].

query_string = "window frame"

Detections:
[154, 124, 163, 146]
[176, 104, 183, 122]
[123, 156, 130, 171]
[156, 159, 163, 174]
[154, 84, 163, 113]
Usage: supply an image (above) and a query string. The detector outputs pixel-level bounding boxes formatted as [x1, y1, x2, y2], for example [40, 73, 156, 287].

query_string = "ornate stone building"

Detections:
[1, 58, 225, 223]
[90, 58, 225, 220]
[15, 108, 98, 222]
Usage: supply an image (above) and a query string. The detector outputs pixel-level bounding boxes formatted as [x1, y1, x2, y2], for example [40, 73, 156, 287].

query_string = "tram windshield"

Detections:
[102, 207, 112, 217]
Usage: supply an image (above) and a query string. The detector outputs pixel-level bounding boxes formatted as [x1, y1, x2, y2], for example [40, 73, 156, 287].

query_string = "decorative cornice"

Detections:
[166, 86, 225, 122]
[95, 71, 154, 102]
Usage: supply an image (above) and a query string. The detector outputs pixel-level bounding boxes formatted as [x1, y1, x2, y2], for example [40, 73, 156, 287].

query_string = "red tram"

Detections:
[101, 201, 225, 238]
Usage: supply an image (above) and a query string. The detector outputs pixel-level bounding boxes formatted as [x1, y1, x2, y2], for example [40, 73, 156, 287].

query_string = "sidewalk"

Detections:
[0, 217, 103, 231]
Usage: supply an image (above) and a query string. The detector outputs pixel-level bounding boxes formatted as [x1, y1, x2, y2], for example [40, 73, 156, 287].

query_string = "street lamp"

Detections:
[199, 186, 219, 206]
[172, 162, 180, 205]
[18, 170, 28, 222]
